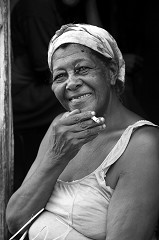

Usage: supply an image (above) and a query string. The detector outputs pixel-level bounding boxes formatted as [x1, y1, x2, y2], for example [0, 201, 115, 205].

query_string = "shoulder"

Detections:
[106, 123, 159, 240]
[110, 124, 159, 202]
[131, 123, 159, 152]
[121, 123, 159, 176]
[107, 123, 159, 188]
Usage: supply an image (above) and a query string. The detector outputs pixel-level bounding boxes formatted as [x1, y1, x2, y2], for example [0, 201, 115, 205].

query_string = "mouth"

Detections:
[69, 93, 92, 103]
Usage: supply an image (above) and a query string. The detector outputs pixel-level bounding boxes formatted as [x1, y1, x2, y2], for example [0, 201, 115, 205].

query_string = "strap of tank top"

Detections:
[101, 120, 158, 172]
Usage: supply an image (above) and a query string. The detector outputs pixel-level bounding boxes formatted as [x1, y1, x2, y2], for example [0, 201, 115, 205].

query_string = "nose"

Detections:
[66, 74, 83, 91]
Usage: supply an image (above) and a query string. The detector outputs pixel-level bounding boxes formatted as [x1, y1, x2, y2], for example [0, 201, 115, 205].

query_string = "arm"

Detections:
[106, 127, 159, 240]
[6, 110, 105, 234]
[6, 114, 67, 234]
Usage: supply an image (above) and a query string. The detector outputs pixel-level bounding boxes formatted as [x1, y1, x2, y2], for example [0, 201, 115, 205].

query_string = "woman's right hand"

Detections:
[44, 109, 105, 165]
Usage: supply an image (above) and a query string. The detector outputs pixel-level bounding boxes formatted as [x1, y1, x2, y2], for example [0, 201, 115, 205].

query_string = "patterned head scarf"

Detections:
[48, 23, 125, 83]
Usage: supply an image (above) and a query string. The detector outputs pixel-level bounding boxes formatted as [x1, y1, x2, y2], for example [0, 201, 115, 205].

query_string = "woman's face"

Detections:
[51, 44, 113, 116]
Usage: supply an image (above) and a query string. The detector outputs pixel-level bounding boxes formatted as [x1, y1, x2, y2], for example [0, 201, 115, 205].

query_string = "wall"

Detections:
[0, 0, 13, 239]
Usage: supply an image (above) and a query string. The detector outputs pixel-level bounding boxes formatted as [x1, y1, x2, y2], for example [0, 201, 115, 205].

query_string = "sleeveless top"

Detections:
[29, 120, 158, 240]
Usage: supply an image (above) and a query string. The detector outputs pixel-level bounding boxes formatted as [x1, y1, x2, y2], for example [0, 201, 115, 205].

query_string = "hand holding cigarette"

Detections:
[91, 112, 105, 126]
[91, 115, 100, 123]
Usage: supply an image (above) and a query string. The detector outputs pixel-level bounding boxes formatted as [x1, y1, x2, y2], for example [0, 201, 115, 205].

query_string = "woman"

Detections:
[6, 24, 159, 240]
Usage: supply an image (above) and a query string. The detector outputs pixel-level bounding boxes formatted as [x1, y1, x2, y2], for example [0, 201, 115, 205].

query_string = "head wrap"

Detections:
[48, 23, 125, 83]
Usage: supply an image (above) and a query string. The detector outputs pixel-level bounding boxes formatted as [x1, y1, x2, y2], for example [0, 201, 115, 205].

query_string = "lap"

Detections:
[28, 211, 90, 240]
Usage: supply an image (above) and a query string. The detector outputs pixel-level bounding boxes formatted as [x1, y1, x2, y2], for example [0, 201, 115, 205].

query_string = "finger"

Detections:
[68, 109, 81, 116]
[61, 109, 81, 119]
[73, 123, 106, 139]
[62, 111, 96, 125]
[74, 117, 105, 132]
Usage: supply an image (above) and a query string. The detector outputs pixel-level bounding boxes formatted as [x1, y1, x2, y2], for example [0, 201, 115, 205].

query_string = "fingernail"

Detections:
[100, 117, 105, 122]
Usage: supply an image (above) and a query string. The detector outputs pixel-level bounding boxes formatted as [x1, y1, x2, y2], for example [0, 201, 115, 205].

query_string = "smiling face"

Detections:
[51, 43, 114, 116]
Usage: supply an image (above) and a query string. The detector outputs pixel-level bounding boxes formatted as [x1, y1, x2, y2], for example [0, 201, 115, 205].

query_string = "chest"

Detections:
[59, 132, 122, 184]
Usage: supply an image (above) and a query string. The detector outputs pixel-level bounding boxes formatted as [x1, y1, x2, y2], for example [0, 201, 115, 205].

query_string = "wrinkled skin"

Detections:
[51, 44, 115, 116]
[45, 109, 105, 166]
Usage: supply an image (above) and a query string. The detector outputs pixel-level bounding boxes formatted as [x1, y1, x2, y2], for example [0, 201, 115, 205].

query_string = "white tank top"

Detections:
[29, 120, 158, 240]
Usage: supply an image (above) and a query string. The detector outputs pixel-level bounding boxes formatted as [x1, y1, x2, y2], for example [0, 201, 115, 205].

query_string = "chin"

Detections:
[67, 99, 100, 113]
[71, 103, 93, 112]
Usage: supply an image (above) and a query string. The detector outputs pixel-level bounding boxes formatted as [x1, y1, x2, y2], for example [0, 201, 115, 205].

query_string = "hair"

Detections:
[50, 43, 125, 96]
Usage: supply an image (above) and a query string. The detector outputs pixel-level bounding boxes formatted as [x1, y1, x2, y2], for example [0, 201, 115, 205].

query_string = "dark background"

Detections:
[10, 0, 159, 192]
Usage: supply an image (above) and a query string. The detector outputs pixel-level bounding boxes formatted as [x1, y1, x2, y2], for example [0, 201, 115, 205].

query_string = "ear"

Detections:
[109, 61, 118, 85]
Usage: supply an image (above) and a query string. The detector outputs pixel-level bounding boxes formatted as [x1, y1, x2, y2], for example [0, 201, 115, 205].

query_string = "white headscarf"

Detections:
[48, 23, 125, 83]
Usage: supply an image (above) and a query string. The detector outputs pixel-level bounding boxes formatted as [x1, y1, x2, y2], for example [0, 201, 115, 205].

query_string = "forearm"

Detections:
[6, 153, 67, 234]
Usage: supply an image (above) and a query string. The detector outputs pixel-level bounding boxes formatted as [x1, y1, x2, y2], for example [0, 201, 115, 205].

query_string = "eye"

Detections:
[75, 66, 90, 74]
[53, 73, 66, 82]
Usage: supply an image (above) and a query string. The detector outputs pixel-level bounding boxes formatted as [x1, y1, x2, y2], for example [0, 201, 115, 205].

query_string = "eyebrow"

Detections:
[52, 58, 90, 74]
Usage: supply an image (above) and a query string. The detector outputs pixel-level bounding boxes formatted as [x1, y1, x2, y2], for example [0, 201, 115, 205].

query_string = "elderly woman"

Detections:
[6, 24, 159, 240]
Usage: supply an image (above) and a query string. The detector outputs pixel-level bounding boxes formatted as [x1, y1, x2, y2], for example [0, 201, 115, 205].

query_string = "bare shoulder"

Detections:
[130, 124, 159, 156]
[121, 124, 159, 177]
[106, 124, 159, 240]
[106, 123, 159, 189]
[133, 124, 159, 145]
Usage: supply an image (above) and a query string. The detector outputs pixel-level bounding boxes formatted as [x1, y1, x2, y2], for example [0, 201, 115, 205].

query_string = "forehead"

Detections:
[52, 43, 94, 63]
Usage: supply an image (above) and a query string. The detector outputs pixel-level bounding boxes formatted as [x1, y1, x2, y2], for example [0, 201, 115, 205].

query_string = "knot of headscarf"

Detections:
[48, 23, 125, 83]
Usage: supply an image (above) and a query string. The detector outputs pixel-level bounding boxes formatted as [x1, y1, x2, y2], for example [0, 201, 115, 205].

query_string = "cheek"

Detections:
[52, 82, 61, 95]
[52, 84, 63, 101]
[96, 74, 111, 93]
[97, 78, 111, 104]
[52, 84, 68, 109]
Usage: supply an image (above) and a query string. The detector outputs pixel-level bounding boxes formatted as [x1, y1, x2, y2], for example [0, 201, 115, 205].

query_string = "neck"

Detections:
[103, 91, 126, 131]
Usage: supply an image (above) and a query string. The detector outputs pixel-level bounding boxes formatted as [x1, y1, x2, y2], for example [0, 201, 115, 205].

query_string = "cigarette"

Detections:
[91, 116, 100, 123]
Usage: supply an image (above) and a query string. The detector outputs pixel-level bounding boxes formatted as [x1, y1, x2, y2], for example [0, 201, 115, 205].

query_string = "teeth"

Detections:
[71, 94, 91, 100]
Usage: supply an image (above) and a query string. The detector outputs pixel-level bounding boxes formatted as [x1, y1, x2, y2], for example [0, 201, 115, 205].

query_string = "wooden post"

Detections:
[0, 0, 13, 239]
